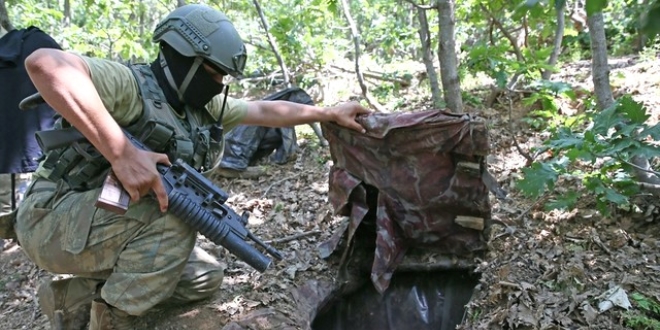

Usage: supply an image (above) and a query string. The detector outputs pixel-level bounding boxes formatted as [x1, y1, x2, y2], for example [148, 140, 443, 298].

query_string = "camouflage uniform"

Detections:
[16, 183, 224, 315]
[0, 173, 14, 216]
[0, 173, 32, 214]
[14, 55, 248, 317]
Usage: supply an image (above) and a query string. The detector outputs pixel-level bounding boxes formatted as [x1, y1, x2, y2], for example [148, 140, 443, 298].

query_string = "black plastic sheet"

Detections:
[312, 270, 478, 330]
[219, 87, 313, 170]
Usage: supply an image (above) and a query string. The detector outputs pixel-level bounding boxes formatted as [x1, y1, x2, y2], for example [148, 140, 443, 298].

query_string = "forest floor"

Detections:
[2, 55, 660, 330]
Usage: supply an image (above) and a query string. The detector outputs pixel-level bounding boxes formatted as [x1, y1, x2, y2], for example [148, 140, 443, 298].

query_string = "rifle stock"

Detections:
[35, 127, 86, 152]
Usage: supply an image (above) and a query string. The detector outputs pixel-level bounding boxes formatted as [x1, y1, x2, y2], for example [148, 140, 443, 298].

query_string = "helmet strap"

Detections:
[158, 52, 204, 103]
[159, 52, 180, 101]
[178, 56, 204, 100]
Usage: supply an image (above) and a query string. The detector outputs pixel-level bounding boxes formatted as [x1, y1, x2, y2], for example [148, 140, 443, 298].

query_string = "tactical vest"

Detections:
[40, 64, 225, 190]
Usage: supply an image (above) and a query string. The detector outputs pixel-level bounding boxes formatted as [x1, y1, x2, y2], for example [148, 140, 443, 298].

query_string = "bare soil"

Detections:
[2, 56, 660, 330]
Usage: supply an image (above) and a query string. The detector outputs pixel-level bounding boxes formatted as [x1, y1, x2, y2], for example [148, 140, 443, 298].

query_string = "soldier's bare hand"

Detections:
[111, 146, 171, 212]
[330, 101, 372, 133]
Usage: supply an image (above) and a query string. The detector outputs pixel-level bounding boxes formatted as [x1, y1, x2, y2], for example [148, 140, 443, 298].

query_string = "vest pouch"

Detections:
[171, 137, 194, 164]
[139, 121, 175, 152]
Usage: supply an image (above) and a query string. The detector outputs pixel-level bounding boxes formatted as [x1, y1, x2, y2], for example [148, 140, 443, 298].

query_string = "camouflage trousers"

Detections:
[0, 173, 32, 215]
[15, 178, 225, 316]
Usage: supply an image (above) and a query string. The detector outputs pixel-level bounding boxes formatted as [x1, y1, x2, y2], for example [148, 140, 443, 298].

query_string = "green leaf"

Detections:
[633, 144, 660, 159]
[618, 95, 649, 124]
[545, 191, 579, 210]
[547, 127, 584, 149]
[602, 186, 628, 205]
[585, 0, 608, 15]
[592, 103, 619, 135]
[607, 138, 635, 155]
[638, 124, 660, 140]
[495, 70, 508, 89]
[565, 147, 593, 161]
[517, 162, 560, 197]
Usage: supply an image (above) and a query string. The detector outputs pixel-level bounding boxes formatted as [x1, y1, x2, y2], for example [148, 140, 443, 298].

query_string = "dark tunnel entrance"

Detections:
[311, 269, 480, 330]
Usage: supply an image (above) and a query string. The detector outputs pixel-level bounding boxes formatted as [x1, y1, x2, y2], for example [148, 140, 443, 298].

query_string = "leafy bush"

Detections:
[517, 95, 660, 213]
[521, 80, 578, 130]
[623, 292, 660, 330]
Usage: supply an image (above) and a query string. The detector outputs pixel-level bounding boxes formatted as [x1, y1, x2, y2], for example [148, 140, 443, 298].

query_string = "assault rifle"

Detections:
[20, 93, 283, 272]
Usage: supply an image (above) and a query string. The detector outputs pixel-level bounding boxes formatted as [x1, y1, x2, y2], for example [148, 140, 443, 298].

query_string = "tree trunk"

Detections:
[177, 0, 186, 7]
[587, 12, 614, 110]
[0, 0, 13, 32]
[416, 6, 442, 108]
[437, 0, 463, 113]
[63, 0, 71, 27]
[588, 11, 660, 191]
[542, 0, 566, 80]
[339, 0, 387, 112]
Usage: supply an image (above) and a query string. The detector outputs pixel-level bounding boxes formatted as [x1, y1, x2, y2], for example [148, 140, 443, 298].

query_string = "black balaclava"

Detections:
[150, 43, 225, 111]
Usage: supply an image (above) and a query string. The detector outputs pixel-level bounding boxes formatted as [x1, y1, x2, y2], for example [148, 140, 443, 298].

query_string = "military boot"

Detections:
[89, 299, 136, 330]
[37, 277, 104, 330]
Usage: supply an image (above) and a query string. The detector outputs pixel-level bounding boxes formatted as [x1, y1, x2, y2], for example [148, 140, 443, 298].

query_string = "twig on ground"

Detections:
[261, 171, 307, 197]
[264, 230, 322, 244]
[498, 281, 522, 289]
[515, 194, 548, 221]
[590, 228, 611, 255]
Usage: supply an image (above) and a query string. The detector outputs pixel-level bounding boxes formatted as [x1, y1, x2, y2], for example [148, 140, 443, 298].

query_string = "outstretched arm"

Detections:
[24, 48, 170, 211]
[242, 100, 372, 133]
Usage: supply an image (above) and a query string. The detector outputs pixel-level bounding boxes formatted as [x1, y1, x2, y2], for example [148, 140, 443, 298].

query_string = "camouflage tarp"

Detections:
[319, 110, 492, 293]
[219, 110, 495, 330]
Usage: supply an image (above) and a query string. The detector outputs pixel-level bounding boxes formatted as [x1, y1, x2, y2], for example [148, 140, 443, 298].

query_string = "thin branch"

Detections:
[479, 3, 524, 62]
[252, 0, 291, 86]
[505, 94, 534, 165]
[261, 172, 306, 197]
[242, 38, 271, 52]
[542, 0, 566, 80]
[339, 0, 387, 112]
[617, 156, 660, 177]
[329, 64, 412, 86]
[264, 230, 322, 244]
[515, 193, 549, 221]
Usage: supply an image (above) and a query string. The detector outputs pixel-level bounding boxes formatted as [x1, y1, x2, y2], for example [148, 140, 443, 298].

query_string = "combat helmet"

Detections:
[153, 4, 247, 78]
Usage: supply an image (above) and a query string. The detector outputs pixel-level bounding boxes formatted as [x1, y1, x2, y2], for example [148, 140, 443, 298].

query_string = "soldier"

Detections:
[15, 4, 370, 330]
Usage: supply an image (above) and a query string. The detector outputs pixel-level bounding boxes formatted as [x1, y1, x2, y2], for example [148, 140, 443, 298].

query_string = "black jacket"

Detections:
[0, 26, 61, 173]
